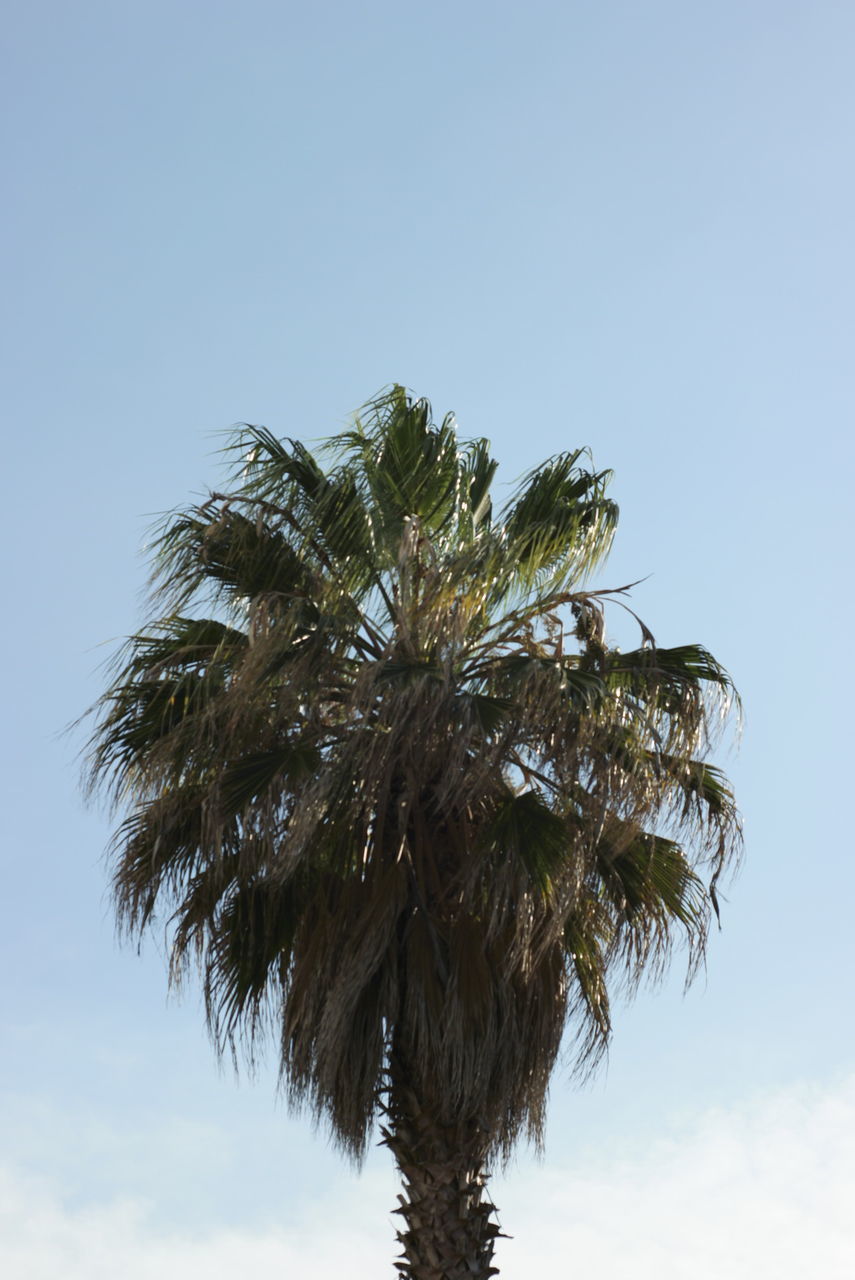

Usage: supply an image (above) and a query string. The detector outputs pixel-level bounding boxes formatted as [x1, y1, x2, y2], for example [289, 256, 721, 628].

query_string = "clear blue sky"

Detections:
[2, 2, 853, 1275]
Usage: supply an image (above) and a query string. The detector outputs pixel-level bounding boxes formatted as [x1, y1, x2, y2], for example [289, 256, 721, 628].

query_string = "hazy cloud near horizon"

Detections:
[2, 1073, 851, 1279]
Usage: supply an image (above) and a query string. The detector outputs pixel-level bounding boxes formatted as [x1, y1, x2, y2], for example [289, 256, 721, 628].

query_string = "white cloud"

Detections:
[496, 1073, 855, 1278]
[1, 1075, 852, 1279]
[0, 1165, 397, 1280]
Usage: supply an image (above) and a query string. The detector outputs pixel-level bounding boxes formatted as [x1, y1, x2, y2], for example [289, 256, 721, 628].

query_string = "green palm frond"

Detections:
[486, 789, 572, 896]
[496, 451, 618, 598]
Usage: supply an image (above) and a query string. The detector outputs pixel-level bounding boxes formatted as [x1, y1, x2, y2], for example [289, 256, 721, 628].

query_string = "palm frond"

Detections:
[494, 451, 618, 599]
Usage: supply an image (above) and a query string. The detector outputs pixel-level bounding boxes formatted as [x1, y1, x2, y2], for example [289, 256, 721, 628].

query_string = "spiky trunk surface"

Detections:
[383, 1066, 504, 1280]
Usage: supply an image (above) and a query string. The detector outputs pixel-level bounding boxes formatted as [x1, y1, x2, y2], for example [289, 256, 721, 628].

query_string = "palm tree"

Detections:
[85, 386, 741, 1280]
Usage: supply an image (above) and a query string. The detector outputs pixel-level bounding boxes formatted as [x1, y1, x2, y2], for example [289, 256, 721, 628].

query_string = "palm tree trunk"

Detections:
[383, 1061, 503, 1279]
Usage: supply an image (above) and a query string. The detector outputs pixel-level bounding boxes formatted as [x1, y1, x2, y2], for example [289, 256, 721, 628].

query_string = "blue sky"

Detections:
[2, 2, 853, 1274]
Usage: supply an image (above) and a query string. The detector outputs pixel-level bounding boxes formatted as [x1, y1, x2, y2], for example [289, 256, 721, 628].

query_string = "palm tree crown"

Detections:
[86, 387, 740, 1277]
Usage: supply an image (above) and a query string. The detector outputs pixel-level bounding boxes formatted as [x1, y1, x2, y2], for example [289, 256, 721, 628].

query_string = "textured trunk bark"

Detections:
[382, 1063, 503, 1279]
